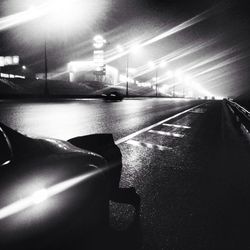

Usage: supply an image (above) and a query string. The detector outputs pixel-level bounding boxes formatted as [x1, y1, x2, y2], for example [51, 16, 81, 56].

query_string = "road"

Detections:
[1, 98, 250, 249]
[0, 98, 203, 140]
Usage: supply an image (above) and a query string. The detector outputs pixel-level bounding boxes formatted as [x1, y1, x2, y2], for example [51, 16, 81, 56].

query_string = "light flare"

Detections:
[0, 0, 108, 33]
[0, 168, 103, 220]
[193, 54, 248, 77]
[0, 5, 49, 31]
[133, 39, 217, 78]
[105, 5, 221, 63]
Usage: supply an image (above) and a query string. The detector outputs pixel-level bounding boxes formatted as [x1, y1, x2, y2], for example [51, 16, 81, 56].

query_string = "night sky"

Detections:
[0, 0, 250, 98]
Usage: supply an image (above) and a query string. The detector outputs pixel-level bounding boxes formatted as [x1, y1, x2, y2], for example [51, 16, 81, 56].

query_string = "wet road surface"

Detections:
[109, 100, 250, 249]
[0, 98, 203, 140]
[1, 98, 250, 249]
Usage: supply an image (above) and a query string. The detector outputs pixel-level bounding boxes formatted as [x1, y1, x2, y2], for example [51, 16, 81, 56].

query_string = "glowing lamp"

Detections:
[31, 189, 49, 205]
[93, 35, 106, 49]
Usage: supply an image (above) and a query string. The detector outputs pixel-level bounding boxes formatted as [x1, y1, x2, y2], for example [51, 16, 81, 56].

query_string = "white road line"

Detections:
[126, 139, 172, 151]
[227, 104, 235, 114]
[190, 108, 206, 114]
[115, 103, 205, 145]
[190, 111, 205, 114]
[149, 130, 184, 138]
[240, 123, 250, 134]
[162, 123, 191, 129]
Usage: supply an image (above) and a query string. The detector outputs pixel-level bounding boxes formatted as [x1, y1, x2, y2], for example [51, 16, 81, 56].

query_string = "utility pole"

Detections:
[126, 54, 129, 97]
[155, 68, 158, 97]
[44, 32, 49, 97]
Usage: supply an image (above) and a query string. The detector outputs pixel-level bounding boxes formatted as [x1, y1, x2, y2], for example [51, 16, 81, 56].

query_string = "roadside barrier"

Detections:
[225, 99, 250, 135]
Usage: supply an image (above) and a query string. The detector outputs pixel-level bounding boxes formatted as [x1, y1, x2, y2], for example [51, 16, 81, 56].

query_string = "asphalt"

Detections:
[108, 100, 250, 250]
[0, 98, 203, 140]
[1, 98, 250, 249]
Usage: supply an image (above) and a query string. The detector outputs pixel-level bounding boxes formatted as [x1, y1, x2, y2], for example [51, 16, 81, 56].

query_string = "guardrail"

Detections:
[225, 99, 250, 134]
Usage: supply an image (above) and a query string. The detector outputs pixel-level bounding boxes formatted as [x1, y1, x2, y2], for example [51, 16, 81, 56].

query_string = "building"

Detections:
[68, 61, 119, 85]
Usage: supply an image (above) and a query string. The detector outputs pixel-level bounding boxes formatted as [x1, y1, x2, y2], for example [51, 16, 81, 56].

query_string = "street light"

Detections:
[116, 44, 140, 97]
[183, 75, 191, 98]
[147, 61, 155, 69]
[148, 61, 158, 97]
[25, 0, 96, 97]
[130, 44, 141, 54]
[128, 68, 137, 74]
[160, 61, 167, 68]
[116, 45, 124, 53]
[93, 35, 106, 49]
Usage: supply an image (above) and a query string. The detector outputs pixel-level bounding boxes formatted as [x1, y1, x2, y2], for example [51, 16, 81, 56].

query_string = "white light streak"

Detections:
[0, 0, 107, 33]
[148, 61, 155, 69]
[0, 5, 49, 31]
[133, 39, 217, 78]
[116, 45, 124, 53]
[31, 189, 49, 204]
[0, 169, 102, 220]
[106, 6, 219, 63]
[160, 61, 167, 68]
[193, 54, 248, 77]
[180, 47, 237, 73]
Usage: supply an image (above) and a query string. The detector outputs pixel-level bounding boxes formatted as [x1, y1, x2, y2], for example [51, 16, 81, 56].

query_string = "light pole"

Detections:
[167, 70, 175, 97]
[117, 44, 141, 97]
[26, 1, 88, 97]
[155, 68, 158, 97]
[126, 54, 129, 97]
[116, 45, 128, 96]
[156, 61, 166, 97]
[148, 61, 158, 97]
[44, 35, 49, 96]
[183, 75, 191, 99]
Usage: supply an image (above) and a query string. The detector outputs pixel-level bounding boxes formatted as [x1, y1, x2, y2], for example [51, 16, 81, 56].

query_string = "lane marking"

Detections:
[190, 111, 205, 114]
[115, 103, 206, 145]
[149, 130, 184, 138]
[190, 108, 206, 114]
[240, 124, 250, 134]
[126, 139, 172, 151]
[227, 104, 235, 114]
[162, 123, 191, 129]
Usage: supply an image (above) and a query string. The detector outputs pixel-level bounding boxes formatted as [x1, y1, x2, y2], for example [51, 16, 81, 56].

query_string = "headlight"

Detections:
[0, 167, 103, 220]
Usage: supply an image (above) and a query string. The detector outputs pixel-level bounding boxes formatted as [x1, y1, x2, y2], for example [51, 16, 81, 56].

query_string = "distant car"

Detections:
[102, 91, 124, 101]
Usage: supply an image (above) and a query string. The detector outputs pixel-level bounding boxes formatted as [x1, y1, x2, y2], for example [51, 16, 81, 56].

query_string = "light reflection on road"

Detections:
[0, 99, 202, 141]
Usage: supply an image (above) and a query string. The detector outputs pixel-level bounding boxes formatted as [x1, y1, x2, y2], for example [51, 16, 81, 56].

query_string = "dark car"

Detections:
[102, 91, 124, 101]
[0, 123, 138, 249]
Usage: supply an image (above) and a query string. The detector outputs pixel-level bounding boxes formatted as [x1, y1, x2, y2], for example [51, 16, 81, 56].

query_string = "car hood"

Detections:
[0, 124, 109, 246]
